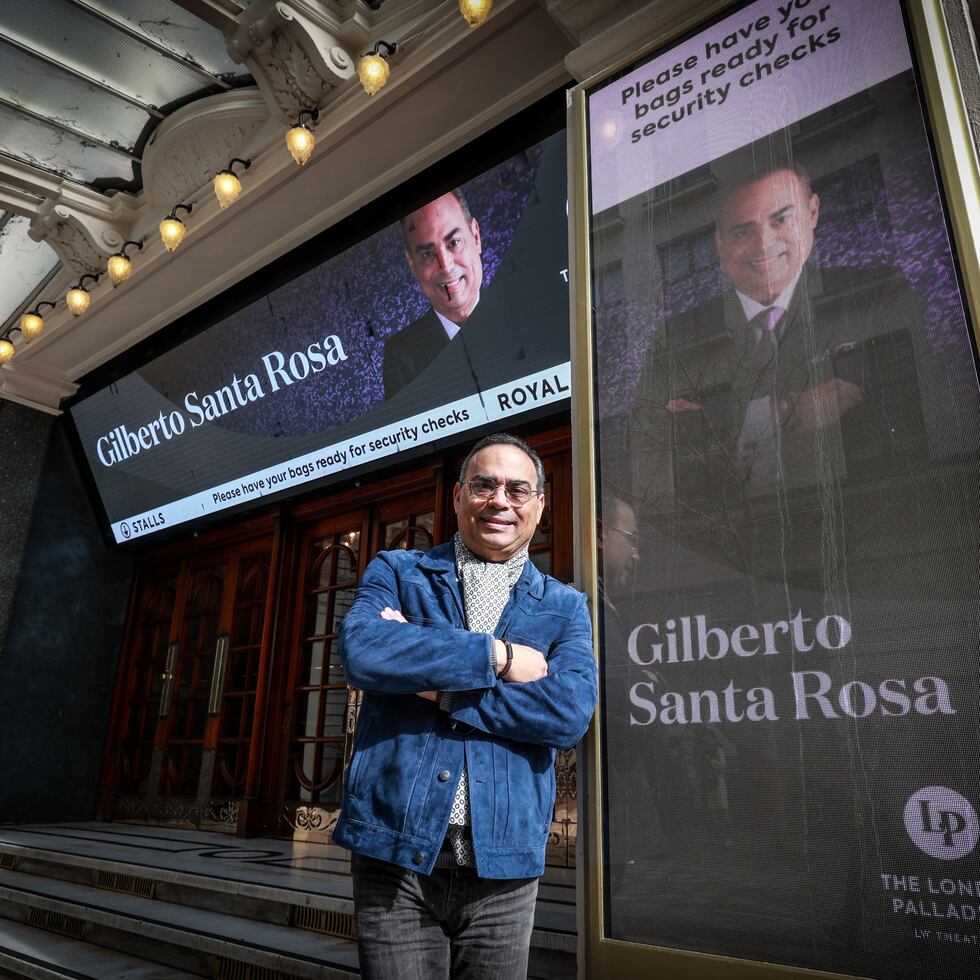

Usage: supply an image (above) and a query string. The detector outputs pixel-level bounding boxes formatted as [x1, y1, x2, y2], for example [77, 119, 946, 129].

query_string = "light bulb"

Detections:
[214, 170, 242, 208]
[66, 286, 91, 317]
[358, 53, 390, 96]
[459, 0, 492, 27]
[286, 124, 315, 165]
[107, 253, 133, 286]
[0, 339, 14, 364]
[159, 217, 186, 252]
[19, 313, 43, 342]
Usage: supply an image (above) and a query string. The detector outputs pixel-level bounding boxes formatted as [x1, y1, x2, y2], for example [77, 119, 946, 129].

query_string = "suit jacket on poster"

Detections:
[629, 263, 927, 522]
[382, 309, 451, 400]
[333, 542, 597, 879]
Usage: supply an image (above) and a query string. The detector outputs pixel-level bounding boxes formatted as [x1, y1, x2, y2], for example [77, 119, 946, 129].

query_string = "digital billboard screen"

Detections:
[586, 1, 980, 978]
[71, 132, 569, 543]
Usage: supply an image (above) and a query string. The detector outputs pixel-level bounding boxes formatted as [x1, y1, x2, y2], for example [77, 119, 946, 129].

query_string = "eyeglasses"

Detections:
[608, 525, 640, 550]
[462, 476, 542, 505]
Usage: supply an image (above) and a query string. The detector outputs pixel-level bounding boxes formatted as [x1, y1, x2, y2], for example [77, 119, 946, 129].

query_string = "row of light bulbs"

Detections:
[353, 0, 495, 97]
[0, 0, 494, 365]
[0, 155, 254, 363]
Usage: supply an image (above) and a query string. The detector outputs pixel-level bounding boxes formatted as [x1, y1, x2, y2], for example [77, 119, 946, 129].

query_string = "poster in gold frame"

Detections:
[570, 1, 980, 977]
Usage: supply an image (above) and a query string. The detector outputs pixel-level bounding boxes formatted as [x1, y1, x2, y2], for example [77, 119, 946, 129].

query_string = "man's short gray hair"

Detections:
[459, 433, 545, 492]
[400, 188, 473, 244]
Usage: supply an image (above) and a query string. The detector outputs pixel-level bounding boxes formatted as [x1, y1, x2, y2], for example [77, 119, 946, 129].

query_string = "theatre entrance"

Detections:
[97, 514, 277, 829]
[98, 427, 578, 866]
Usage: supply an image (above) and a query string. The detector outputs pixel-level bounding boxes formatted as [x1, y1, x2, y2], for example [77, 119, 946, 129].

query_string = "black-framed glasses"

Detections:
[462, 476, 542, 505]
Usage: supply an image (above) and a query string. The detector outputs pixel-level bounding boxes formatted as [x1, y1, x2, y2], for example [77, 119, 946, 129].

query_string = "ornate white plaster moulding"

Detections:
[141, 89, 276, 214]
[2, 0, 568, 412]
[0, 155, 141, 278]
[9, 89, 272, 327]
[277, 0, 439, 55]
[228, 0, 358, 122]
[0, 91, 272, 411]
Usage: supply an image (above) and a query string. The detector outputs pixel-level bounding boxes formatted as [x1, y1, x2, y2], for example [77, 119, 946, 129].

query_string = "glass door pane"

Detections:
[285, 525, 362, 807]
[117, 567, 179, 794]
[161, 563, 225, 797]
[213, 551, 270, 798]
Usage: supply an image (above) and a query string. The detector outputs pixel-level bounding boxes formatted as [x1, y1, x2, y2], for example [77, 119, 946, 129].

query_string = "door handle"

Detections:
[208, 634, 230, 715]
[159, 641, 179, 717]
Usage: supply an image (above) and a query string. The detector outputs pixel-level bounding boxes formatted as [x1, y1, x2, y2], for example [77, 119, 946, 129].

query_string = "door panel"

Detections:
[161, 563, 225, 797]
[278, 514, 368, 836]
[212, 551, 271, 800]
[116, 566, 180, 796]
[278, 487, 440, 840]
[104, 531, 273, 830]
[376, 494, 436, 553]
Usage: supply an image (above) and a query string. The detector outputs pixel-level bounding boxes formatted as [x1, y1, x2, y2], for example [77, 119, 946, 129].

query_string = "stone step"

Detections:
[0, 847, 346, 930]
[0, 868, 357, 979]
[0, 826, 576, 955]
[0, 916, 201, 979]
[0, 824, 577, 978]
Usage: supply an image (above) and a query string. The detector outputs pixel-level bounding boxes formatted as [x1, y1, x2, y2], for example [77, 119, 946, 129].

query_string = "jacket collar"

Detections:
[417, 540, 545, 601]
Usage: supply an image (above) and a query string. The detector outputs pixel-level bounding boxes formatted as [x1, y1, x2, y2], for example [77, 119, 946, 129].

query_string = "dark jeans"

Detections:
[351, 852, 539, 979]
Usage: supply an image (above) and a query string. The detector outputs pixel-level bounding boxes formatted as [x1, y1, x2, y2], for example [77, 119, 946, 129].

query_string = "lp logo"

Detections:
[904, 786, 979, 860]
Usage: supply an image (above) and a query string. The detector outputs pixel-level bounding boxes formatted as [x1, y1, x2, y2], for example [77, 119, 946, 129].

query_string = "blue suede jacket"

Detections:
[333, 542, 597, 879]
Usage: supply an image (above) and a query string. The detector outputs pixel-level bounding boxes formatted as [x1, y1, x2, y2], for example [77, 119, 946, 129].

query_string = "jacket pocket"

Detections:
[345, 708, 374, 799]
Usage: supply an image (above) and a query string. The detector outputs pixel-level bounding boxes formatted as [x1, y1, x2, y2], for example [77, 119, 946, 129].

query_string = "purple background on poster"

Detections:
[592, 96, 980, 435]
[142, 143, 547, 438]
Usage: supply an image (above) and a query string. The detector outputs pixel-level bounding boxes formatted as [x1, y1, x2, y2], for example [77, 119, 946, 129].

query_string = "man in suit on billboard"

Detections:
[382, 189, 484, 400]
[381, 136, 570, 405]
[625, 158, 934, 951]
[631, 160, 926, 526]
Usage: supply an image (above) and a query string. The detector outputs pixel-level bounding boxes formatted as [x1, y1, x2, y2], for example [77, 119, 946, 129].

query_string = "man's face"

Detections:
[600, 498, 639, 592]
[404, 193, 483, 324]
[715, 170, 820, 305]
[453, 444, 544, 562]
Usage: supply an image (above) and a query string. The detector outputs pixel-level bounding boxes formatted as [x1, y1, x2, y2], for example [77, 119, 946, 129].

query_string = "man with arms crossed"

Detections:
[334, 433, 597, 979]
[383, 189, 483, 399]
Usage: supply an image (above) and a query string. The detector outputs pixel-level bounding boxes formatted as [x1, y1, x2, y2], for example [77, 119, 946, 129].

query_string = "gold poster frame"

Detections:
[569, 1, 980, 976]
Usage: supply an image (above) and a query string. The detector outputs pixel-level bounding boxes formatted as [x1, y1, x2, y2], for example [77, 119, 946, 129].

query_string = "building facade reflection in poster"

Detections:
[587, 1, 980, 977]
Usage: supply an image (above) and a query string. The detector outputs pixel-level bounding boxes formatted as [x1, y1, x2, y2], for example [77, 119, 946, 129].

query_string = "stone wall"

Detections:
[0, 416, 133, 821]
[0, 401, 53, 654]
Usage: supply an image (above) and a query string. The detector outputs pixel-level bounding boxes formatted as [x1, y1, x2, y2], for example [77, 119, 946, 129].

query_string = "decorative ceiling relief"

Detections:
[28, 200, 122, 278]
[141, 91, 273, 213]
[228, 1, 357, 121]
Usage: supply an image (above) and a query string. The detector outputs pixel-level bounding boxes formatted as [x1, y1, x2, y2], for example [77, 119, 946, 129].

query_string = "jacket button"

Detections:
[438, 770, 451, 782]
[412, 851, 425, 865]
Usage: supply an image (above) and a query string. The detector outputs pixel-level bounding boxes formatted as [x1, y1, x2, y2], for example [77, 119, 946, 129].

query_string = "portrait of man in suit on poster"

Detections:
[382, 189, 484, 400]
[630, 154, 927, 530]
[379, 134, 569, 407]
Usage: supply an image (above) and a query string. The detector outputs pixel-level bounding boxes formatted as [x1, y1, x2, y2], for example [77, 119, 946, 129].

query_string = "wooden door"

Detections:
[110, 561, 181, 800]
[209, 548, 273, 819]
[276, 486, 441, 840]
[102, 530, 273, 829]
[159, 556, 227, 800]
[278, 508, 369, 837]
